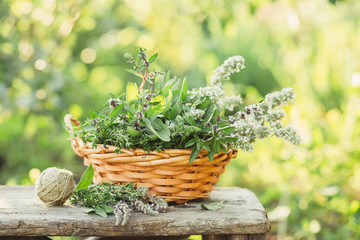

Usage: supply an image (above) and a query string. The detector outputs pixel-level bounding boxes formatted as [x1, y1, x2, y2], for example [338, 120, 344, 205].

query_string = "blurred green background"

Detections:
[1, 0, 360, 239]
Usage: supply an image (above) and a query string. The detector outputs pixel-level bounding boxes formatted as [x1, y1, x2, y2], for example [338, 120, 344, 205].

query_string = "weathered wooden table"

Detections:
[0, 186, 270, 240]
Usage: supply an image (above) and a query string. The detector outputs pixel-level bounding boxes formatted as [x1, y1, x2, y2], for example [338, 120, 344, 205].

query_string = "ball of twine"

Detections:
[35, 167, 75, 206]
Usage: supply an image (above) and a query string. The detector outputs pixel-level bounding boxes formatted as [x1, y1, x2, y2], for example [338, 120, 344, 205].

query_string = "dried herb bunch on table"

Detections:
[70, 166, 168, 226]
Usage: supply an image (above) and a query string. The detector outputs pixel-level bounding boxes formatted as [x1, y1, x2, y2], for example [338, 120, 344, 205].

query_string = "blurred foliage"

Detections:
[0, 0, 360, 239]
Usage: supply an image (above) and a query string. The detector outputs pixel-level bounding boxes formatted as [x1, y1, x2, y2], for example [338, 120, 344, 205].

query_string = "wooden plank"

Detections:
[0, 186, 270, 237]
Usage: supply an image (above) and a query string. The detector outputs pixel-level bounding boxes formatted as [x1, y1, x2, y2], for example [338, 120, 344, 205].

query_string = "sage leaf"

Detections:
[126, 82, 140, 104]
[201, 201, 224, 211]
[76, 164, 94, 190]
[146, 95, 166, 117]
[127, 126, 141, 137]
[83, 208, 95, 214]
[144, 118, 170, 141]
[167, 103, 181, 120]
[94, 206, 108, 218]
[100, 205, 114, 214]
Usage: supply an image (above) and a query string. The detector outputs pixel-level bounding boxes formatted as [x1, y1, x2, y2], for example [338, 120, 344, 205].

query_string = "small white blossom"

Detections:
[219, 95, 243, 111]
[165, 120, 176, 132]
[189, 86, 225, 101]
[185, 107, 205, 120]
[210, 56, 245, 86]
[260, 87, 295, 110]
[266, 109, 286, 122]
[273, 123, 301, 145]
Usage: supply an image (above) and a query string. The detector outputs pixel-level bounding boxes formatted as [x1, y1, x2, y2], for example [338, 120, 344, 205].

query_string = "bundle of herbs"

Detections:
[69, 47, 301, 163]
[70, 165, 168, 226]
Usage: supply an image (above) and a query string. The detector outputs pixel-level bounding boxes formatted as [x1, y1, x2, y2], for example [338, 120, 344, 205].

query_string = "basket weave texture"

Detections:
[65, 114, 238, 203]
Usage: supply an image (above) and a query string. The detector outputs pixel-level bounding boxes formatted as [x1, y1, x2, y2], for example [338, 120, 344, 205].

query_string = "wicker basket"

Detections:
[65, 114, 238, 203]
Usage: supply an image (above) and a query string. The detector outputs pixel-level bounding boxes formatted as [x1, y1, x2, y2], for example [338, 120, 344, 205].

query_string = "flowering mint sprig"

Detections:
[229, 88, 301, 151]
[259, 87, 296, 110]
[210, 56, 245, 86]
[189, 85, 225, 101]
[219, 95, 243, 111]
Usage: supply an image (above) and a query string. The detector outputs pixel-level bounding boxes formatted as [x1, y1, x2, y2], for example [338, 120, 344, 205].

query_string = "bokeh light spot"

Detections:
[34, 59, 47, 70]
[81, 48, 97, 64]
[70, 104, 83, 118]
[351, 72, 360, 87]
[29, 168, 41, 184]
[309, 220, 321, 233]
[35, 89, 47, 100]
[21, 2, 33, 14]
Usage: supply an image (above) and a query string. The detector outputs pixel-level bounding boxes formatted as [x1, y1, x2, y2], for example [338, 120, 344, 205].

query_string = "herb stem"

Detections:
[139, 68, 148, 92]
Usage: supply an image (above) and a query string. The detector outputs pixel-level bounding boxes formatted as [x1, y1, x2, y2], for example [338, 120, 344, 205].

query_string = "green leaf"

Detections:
[201, 201, 224, 211]
[167, 103, 182, 120]
[213, 139, 220, 154]
[146, 95, 166, 117]
[147, 134, 158, 141]
[160, 78, 177, 97]
[109, 102, 125, 119]
[208, 151, 215, 161]
[100, 205, 114, 214]
[125, 68, 142, 78]
[202, 145, 210, 151]
[189, 146, 201, 164]
[83, 208, 95, 214]
[127, 126, 141, 137]
[76, 164, 94, 190]
[126, 82, 140, 104]
[180, 78, 187, 102]
[89, 110, 98, 119]
[185, 138, 196, 148]
[144, 118, 170, 142]
[94, 206, 108, 218]
[184, 115, 197, 126]
[203, 103, 215, 124]
[161, 90, 173, 114]
[219, 144, 229, 154]
[221, 126, 235, 134]
[188, 126, 202, 132]
[149, 52, 158, 63]
[198, 98, 212, 110]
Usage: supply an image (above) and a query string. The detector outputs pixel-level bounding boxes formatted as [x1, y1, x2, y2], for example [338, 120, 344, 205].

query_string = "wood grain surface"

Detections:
[0, 186, 270, 237]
